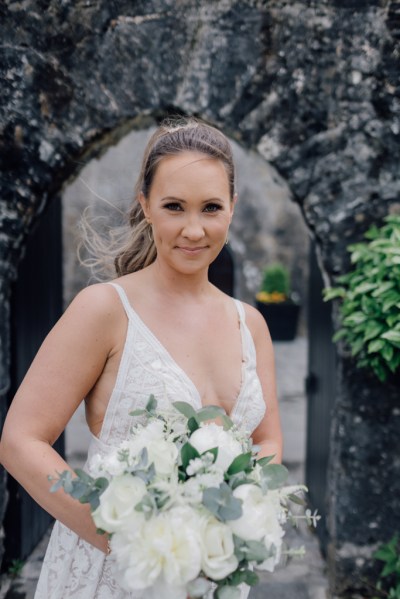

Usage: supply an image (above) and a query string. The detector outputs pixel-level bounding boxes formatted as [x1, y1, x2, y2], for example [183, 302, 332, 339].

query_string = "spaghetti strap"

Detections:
[233, 298, 246, 323]
[107, 282, 133, 318]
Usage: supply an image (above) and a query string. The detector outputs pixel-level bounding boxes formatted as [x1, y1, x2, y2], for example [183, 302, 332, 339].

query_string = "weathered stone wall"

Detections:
[1, 1, 399, 594]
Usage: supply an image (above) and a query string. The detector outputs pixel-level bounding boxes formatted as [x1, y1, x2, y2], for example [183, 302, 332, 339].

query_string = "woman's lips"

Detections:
[176, 246, 208, 255]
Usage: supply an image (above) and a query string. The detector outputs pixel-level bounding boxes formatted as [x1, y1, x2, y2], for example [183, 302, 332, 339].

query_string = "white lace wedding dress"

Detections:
[35, 283, 266, 598]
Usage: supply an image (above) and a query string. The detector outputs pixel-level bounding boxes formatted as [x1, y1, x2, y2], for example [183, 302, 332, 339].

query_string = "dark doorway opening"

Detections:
[2, 197, 64, 570]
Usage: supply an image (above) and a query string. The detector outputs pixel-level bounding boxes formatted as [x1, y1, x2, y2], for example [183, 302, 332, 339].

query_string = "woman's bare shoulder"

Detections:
[67, 282, 118, 310]
[239, 301, 272, 344]
[62, 282, 124, 329]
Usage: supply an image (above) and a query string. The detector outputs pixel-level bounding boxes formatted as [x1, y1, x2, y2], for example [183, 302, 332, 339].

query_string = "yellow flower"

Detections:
[256, 291, 287, 303]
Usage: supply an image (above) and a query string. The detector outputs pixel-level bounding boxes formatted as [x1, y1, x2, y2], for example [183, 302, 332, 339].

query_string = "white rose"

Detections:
[128, 421, 178, 476]
[147, 438, 179, 476]
[257, 496, 285, 572]
[87, 453, 104, 477]
[200, 517, 238, 580]
[92, 474, 146, 533]
[112, 506, 203, 591]
[228, 484, 281, 542]
[131, 419, 166, 445]
[101, 451, 128, 476]
[189, 423, 243, 471]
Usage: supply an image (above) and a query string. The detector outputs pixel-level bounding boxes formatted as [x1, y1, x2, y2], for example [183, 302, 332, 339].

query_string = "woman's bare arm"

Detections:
[243, 304, 283, 464]
[0, 283, 122, 552]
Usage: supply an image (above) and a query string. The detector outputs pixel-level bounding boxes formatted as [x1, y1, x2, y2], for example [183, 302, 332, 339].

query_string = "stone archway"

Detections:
[1, 2, 399, 594]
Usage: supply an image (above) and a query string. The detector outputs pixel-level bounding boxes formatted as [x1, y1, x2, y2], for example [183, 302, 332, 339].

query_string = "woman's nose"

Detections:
[182, 215, 205, 240]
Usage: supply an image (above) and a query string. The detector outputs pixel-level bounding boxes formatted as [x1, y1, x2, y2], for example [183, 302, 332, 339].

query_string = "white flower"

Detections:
[200, 516, 238, 580]
[111, 506, 203, 591]
[186, 452, 215, 476]
[127, 420, 179, 476]
[101, 452, 128, 476]
[189, 423, 243, 471]
[182, 470, 225, 504]
[87, 453, 104, 477]
[147, 437, 179, 476]
[92, 474, 146, 533]
[248, 462, 263, 484]
[228, 484, 283, 543]
[143, 578, 187, 599]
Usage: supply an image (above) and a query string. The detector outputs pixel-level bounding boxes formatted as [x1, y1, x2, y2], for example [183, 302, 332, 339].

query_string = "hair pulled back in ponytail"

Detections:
[79, 117, 235, 279]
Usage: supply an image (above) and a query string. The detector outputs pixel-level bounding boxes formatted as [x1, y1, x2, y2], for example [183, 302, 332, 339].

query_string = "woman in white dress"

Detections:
[0, 118, 282, 598]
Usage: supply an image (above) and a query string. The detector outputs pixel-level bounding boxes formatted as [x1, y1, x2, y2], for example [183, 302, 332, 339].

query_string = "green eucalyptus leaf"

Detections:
[260, 463, 289, 489]
[73, 469, 94, 483]
[240, 540, 271, 562]
[257, 455, 275, 467]
[146, 394, 157, 412]
[187, 577, 211, 597]
[173, 401, 199, 421]
[70, 480, 92, 499]
[228, 568, 259, 587]
[49, 478, 64, 493]
[94, 477, 109, 491]
[227, 452, 253, 475]
[215, 586, 241, 599]
[288, 492, 307, 506]
[220, 414, 234, 430]
[202, 482, 243, 522]
[197, 405, 227, 421]
[228, 472, 255, 490]
[129, 408, 148, 417]
[187, 416, 200, 433]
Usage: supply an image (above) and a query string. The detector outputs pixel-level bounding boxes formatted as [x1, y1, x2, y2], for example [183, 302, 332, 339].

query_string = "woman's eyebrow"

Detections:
[160, 196, 187, 202]
[160, 196, 225, 203]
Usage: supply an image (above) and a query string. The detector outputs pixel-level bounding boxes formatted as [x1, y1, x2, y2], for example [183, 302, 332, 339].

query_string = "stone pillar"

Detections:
[326, 356, 400, 594]
[0, 283, 10, 567]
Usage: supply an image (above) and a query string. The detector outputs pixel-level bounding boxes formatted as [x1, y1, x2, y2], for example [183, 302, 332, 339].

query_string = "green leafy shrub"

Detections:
[372, 535, 400, 599]
[256, 263, 290, 303]
[324, 215, 400, 382]
[7, 558, 24, 578]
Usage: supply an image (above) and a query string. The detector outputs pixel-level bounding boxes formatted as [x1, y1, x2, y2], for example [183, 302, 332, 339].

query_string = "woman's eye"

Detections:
[164, 203, 183, 211]
[203, 203, 222, 213]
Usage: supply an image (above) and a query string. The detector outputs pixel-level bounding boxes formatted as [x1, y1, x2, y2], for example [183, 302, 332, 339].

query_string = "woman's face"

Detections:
[140, 151, 235, 276]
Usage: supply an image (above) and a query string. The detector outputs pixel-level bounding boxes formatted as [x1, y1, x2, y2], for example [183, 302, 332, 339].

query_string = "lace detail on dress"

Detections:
[35, 284, 266, 598]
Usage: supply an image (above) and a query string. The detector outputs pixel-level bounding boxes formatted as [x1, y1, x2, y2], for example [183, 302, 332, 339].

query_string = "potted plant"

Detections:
[255, 263, 301, 341]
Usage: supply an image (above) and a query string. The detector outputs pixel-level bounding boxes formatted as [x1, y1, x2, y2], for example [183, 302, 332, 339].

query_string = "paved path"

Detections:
[1, 337, 330, 598]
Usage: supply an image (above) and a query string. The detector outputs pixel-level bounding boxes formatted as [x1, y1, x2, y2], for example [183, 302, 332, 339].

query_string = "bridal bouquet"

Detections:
[50, 397, 316, 598]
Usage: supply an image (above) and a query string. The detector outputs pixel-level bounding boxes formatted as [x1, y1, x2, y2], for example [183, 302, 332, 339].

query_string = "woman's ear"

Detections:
[138, 192, 150, 219]
[230, 193, 238, 222]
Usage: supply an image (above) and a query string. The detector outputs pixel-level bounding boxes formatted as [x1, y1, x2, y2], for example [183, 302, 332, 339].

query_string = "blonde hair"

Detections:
[79, 117, 235, 278]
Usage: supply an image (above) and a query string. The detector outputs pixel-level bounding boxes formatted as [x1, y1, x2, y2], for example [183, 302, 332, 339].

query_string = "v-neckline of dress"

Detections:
[119, 287, 247, 420]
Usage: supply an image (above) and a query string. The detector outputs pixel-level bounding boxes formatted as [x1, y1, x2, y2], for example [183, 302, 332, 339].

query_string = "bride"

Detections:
[0, 117, 282, 598]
